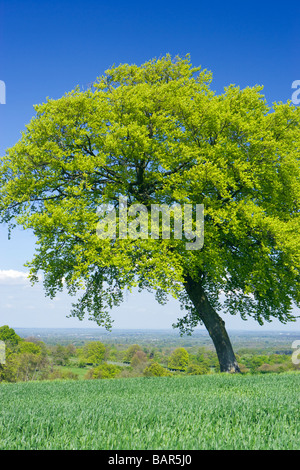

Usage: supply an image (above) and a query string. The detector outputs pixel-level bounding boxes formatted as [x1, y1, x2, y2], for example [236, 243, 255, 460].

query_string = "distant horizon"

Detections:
[12, 326, 300, 333]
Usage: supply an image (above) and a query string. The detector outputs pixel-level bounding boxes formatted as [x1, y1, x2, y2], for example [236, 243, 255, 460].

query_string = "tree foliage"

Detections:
[91, 363, 121, 379]
[18, 341, 42, 355]
[143, 362, 171, 377]
[123, 344, 143, 363]
[51, 344, 72, 366]
[186, 363, 210, 375]
[0, 325, 22, 347]
[167, 347, 189, 370]
[79, 341, 106, 365]
[0, 55, 299, 370]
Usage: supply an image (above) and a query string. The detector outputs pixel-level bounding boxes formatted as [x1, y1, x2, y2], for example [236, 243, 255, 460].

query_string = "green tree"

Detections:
[123, 344, 143, 363]
[143, 362, 171, 377]
[66, 343, 77, 356]
[91, 363, 121, 379]
[1, 55, 299, 373]
[1, 349, 49, 382]
[131, 350, 148, 367]
[0, 326, 23, 382]
[18, 341, 42, 355]
[52, 344, 72, 366]
[0, 326, 22, 347]
[80, 341, 106, 365]
[107, 345, 118, 361]
[168, 347, 189, 371]
[14, 353, 48, 382]
[186, 363, 209, 375]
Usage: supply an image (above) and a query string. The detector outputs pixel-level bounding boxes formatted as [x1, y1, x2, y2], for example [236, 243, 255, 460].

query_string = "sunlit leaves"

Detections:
[0, 54, 299, 328]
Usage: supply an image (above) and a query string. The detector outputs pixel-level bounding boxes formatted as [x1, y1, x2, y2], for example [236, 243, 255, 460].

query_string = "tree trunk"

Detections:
[184, 275, 241, 373]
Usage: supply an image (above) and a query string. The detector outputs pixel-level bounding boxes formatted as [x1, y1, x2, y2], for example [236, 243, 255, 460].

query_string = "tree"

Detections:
[130, 350, 148, 367]
[13, 352, 48, 382]
[123, 344, 143, 363]
[91, 363, 121, 379]
[143, 362, 171, 377]
[18, 341, 42, 355]
[193, 347, 210, 370]
[0, 55, 299, 373]
[168, 347, 189, 371]
[0, 325, 22, 347]
[80, 341, 106, 365]
[51, 344, 72, 366]
[186, 363, 209, 375]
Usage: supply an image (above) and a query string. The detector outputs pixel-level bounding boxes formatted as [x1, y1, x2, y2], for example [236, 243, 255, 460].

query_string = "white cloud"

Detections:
[0, 270, 30, 285]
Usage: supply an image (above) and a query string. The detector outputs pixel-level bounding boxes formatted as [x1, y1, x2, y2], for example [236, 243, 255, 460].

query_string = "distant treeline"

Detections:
[0, 325, 298, 383]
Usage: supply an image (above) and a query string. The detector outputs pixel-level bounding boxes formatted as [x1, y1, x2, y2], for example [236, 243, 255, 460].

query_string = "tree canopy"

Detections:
[1, 54, 299, 372]
[168, 347, 189, 370]
[0, 325, 22, 346]
[80, 341, 106, 365]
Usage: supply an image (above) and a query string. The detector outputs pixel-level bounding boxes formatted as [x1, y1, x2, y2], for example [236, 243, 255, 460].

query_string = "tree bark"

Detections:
[184, 275, 241, 373]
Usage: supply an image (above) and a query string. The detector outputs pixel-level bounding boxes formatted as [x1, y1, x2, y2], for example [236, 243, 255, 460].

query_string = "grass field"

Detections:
[0, 372, 299, 450]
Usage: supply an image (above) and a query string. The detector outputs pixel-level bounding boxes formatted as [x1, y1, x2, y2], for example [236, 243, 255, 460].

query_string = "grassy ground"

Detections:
[0, 372, 299, 450]
[56, 364, 92, 379]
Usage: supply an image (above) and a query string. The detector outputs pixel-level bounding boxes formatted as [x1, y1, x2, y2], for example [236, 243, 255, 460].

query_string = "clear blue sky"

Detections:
[0, 0, 299, 330]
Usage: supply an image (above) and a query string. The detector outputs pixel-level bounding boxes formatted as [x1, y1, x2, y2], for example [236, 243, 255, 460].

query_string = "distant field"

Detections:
[0, 372, 299, 450]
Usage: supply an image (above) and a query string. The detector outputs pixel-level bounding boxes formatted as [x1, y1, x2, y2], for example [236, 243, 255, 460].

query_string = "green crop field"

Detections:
[0, 372, 299, 450]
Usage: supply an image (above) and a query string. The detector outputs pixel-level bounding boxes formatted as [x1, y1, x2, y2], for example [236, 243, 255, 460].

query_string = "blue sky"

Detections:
[0, 0, 299, 330]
